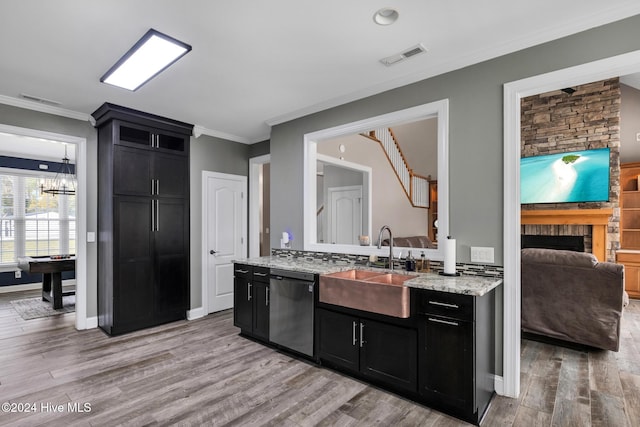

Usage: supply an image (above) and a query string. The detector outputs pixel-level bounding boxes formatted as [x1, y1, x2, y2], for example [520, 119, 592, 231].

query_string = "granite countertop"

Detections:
[234, 256, 502, 297]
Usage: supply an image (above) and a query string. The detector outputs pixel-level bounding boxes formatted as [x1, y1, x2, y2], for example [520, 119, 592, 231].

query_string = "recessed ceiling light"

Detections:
[373, 8, 399, 26]
[101, 29, 192, 91]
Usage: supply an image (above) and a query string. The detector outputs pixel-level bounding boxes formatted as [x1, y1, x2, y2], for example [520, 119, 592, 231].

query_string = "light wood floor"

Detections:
[1, 289, 639, 426]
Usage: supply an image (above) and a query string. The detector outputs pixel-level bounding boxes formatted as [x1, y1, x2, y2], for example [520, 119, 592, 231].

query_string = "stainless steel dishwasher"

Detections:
[269, 268, 315, 357]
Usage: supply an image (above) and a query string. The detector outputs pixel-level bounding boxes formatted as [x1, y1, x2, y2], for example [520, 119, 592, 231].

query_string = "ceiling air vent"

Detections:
[19, 93, 61, 106]
[380, 43, 427, 66]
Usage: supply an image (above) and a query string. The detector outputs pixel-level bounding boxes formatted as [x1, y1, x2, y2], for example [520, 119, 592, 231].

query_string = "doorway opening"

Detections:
[249, 154, 271, 257]
[0, 123, 88, 330]
[503, 49, 640, 398]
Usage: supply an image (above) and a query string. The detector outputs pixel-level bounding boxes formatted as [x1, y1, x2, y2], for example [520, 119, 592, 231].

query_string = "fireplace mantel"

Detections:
[521, 208, 613, 261]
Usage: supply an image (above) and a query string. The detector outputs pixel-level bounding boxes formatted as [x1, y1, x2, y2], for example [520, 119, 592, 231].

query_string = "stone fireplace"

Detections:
[521, 234, 584, 252]
[520, 78, 621, 262]
[521, 208, 613, 262]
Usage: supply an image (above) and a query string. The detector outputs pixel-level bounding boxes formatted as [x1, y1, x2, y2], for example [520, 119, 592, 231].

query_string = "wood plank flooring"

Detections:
[1, 289, 639, 426]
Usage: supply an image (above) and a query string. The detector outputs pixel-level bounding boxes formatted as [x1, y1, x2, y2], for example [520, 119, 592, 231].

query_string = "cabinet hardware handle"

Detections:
[352, 321, 357, 346]
[428, 317, 459, 327]
[254, 272, 268, 277]
[151, 200, 155, 231]
[359, 322, 365, 348]
[151, 179, 155, 195]
[155, 200, 160, 231]
[247, 283, 252, 301]
[428, 300, 459, 309]
[265, 287, 269, 306]
[235, 269, 249, 274]
[155, 179, 159, 195]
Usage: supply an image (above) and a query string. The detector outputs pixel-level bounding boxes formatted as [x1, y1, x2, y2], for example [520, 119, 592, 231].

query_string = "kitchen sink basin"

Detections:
[365, 272, 416, 286]
[319, 269, 414, 318]
[325, 270, 386, 280]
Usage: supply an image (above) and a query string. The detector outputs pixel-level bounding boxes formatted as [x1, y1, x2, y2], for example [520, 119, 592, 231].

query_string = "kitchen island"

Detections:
[232, 255, 502, 425]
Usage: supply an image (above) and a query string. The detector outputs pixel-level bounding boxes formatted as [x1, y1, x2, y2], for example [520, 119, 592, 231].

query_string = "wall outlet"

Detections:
[14, 270, 21, 279]
[470, 246, 495, 263]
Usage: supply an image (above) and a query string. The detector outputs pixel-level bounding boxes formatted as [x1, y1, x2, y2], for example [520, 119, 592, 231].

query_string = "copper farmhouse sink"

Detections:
[319, 270, 414, 318]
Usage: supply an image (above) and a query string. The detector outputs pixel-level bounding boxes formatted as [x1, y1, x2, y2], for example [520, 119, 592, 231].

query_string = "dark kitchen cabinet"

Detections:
[93, 103, 191, 336]
[317, 308, 417, 393]
[233, 264, 270, 342]
[233, 264, 252, 332]
[317, 308, 359, 372]
[417, 289, 495, 425]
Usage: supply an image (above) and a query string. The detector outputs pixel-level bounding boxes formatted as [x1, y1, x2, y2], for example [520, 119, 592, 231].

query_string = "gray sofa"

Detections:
[521, 248, 628, 351]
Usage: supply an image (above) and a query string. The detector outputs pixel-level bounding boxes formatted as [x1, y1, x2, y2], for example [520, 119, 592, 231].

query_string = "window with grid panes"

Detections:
[0, 173, 75, 265]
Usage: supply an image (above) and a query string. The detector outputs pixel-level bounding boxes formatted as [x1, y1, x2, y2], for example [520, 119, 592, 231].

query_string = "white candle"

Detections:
[443, 236, 456, 275]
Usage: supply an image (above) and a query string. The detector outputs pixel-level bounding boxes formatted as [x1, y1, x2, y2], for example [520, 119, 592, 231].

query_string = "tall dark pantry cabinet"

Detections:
[92, 103, 192, 336]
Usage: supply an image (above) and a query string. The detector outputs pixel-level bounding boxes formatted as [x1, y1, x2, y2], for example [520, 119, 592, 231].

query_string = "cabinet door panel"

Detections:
[114, 146, 152, 196]
[253, 282, 270, 341]
[118, 123, 152, 148]
[155, 253, 188, 319]
[154, 199, 186, 255]
[116, 197, 152, 260]
[115, 260, 154, 327]
[317, 309, 359, 372]
[154, 153, 187, 198]
[421, 315, 473, 410]
[157, 132, 186, 152]
[114, 197, 154, 329]
[234, 275, 253, 331]
[360, 319, 417, 392]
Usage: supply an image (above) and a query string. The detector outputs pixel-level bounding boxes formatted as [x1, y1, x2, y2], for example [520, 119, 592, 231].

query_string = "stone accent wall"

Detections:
[521, 78, 621, 262]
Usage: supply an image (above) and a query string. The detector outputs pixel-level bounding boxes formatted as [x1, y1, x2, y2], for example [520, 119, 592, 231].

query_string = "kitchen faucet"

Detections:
[377, 225, 394, 271]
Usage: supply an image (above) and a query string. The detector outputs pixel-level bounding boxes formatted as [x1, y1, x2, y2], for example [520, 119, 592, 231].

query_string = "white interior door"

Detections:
[205, 172, 246, 313]
[328, 186, 362, 245]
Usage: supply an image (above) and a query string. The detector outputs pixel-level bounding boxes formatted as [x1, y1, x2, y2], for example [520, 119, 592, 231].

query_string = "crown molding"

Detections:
[0, 94, 95, 125]
[192, 124, 269, 144]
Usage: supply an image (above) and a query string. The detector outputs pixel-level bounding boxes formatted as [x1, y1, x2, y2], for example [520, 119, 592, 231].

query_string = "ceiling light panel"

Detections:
[101, 29, 192, 91]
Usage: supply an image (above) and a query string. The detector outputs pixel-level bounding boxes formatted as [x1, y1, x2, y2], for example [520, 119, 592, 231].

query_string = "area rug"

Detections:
[10, 295, 75, 320]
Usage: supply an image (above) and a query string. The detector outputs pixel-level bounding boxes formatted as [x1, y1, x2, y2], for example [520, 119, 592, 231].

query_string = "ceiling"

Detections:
[1, 1, 639, 145]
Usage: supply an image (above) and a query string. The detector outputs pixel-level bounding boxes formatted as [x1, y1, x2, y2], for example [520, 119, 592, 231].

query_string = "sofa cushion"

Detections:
[522, 247, 597, 268]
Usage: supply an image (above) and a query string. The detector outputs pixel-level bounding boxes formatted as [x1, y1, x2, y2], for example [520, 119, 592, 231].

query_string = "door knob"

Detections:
[210, 250, 217, 255]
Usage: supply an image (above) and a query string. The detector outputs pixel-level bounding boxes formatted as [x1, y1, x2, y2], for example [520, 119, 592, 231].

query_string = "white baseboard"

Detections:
[0, 283, 40, 293]
[494, 375, 505, 396]
[187, 307, 205, 320]
[83, 316, 98, 329]
[0, 279, 77, 294]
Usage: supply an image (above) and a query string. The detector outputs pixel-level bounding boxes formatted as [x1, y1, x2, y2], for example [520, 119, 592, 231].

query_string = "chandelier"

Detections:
[41, 145, 76, 196]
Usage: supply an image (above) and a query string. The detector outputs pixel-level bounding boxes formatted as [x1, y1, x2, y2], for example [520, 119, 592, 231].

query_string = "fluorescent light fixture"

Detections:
[101, 29, 192, 91]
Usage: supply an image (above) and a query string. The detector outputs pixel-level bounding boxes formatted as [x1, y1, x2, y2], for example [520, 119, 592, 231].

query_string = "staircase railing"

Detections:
[362, 128, 429, 208]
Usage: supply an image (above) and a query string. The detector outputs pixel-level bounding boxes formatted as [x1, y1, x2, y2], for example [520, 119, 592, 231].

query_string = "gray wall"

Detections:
[621, 83, 640, 163]
[0, 104, 98, 316]
[248, 139, 270, 158]
[269, 15, 640, 376]
[189, 134, 250, 308]
[270, 14, 640, 264]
